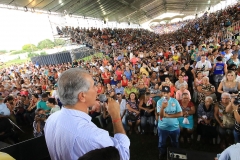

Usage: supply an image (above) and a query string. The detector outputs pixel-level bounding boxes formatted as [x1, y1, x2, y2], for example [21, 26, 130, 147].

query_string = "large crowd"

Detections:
[0, 2, 240, 160]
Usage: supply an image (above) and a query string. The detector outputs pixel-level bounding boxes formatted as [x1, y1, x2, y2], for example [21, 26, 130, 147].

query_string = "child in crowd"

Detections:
[181, 71, 188, 83]
[46, 98, 60, 115]
[33, 108, 46, 138]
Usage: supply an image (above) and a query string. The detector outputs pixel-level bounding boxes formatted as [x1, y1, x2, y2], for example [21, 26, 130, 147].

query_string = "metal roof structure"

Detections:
[0, 0, 224, 24]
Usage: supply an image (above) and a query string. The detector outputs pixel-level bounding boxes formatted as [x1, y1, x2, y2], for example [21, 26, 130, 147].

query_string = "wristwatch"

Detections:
[233, 110, 238, 112]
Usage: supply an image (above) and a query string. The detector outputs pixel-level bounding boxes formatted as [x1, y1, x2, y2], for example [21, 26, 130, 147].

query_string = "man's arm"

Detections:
[36, 101, 41, 109]
[107, 98, 126, 135]
[164, 112, 183, 118]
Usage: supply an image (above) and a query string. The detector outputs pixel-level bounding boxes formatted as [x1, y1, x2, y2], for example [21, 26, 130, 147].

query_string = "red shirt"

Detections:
[130, 58, 138, 65]
[102, 72, 110, 84]
[115, 70, 123, 81]
[121, 80, 128, 87]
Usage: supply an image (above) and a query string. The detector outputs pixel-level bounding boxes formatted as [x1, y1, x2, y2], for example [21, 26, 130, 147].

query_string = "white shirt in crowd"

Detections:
[195, 60, 212, 77]
[151, 66, 159, 72]
[0, 103, 10, 116]
[116, 99, 127, 117]
[52, 90, 59, 99]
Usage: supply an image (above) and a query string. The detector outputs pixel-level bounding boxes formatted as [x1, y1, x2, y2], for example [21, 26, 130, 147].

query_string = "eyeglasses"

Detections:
[227, 75, 234, 76]
[221, 98, 230, 100]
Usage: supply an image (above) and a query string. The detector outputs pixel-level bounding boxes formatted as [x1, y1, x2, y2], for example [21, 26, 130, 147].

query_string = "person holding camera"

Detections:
[226, 97, 240, 143]
[195, 55, 212, 77]
[44, 68, 130, 160]
[214, 92, 234, 149]
[33, 108, 46, 138]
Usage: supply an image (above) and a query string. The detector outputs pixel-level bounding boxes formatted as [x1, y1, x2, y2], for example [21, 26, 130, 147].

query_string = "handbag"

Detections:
[223, 114, 235, 129]
[127, 113, 138, 121]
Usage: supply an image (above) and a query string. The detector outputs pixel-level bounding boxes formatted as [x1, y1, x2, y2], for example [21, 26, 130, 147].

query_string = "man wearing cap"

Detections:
[156, 86, 183, 160]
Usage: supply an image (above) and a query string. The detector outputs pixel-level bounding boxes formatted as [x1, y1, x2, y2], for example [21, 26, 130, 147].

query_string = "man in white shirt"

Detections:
[44, 68, 130, 160]
[195, 55, 212, 77]
[116, 93, 128, 131]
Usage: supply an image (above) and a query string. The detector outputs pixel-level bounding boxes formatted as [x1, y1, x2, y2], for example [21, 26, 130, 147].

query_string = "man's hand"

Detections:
[106, 98, 121, 119]
[161, 101, 168, 109]
[231, 98, 239, 111]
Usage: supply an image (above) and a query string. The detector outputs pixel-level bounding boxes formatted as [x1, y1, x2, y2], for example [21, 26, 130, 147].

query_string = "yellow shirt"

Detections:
[0, 152, 15, 160]
[140, 67, 149, 77]
[172, 55, 179, 61]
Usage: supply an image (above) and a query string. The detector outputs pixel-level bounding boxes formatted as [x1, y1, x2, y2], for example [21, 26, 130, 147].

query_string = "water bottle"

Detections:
[154, 120, 158, 135]
[163, 97, 168, 103]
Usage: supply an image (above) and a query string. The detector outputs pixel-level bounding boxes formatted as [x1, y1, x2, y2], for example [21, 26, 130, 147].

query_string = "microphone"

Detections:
[98, 94, 108, 103]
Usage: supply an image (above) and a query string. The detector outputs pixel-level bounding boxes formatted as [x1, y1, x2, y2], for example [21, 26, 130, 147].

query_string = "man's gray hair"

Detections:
[205, 96, 213, 101]
[221, 92, 231, 99]
[179, 83, 186, 88]
[57, 68, 90, 106]
[182, 92, 189, 97]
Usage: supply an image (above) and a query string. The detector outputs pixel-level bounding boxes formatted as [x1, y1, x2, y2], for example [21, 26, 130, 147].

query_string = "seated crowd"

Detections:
[0, 2, 240, 160]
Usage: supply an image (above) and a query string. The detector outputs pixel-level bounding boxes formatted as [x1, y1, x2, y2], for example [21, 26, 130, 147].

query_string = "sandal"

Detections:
[180, 137, 184, 143]
[135, 129, 139, 134]
[128, 130, 132, 135]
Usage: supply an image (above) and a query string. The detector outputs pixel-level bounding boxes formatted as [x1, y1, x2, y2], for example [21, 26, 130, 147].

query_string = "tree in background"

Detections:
[54, 39, 65, 46]
[0, 50, 7, 54]
[37, 39, 55, 50]
[22, 44, 38, 52]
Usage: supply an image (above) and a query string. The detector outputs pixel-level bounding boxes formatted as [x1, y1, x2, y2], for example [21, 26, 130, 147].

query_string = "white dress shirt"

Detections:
[44, 107, 130, 160]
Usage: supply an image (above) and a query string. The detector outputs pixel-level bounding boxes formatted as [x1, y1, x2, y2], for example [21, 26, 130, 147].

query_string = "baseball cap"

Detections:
[220, 51, 226, 56]
[161, 86, 170, 93]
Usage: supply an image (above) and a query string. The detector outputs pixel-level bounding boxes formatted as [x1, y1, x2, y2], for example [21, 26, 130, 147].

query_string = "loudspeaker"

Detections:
[128, 22, 130, 25]
[104, 20, 106, 24]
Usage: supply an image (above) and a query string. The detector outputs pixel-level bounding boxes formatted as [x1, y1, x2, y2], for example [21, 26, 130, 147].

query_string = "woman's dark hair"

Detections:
[35, 108, 44, 114]
[47, 98, 56, 105]
[4, 96, 14, 103]
[32, 94, 39, 99]
[216, 56, 222, 61]
[128, 92, 138, 101]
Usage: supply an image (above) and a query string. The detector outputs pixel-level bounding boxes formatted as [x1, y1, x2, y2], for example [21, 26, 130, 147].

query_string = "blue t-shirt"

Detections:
[157, 97, 182, 131]
[124, 70, 132, 80]
[110, 80, 118, 86]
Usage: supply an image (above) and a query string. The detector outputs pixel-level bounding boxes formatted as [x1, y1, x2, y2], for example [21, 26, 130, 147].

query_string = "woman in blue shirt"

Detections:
[124, 67, 132, 81]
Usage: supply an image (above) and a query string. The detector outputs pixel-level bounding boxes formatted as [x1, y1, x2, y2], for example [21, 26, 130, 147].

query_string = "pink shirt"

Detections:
[175, 89, 191, 100]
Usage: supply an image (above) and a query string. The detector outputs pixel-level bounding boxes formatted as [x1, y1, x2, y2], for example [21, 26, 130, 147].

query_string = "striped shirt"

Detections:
[44, 107, 130, 160]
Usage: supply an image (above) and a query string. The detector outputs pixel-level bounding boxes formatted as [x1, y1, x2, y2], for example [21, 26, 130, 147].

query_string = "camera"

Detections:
[37, 114, 48, 119]
[234, 92, 240, 106]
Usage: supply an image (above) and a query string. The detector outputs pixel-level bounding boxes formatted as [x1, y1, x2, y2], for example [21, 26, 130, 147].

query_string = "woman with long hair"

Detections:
[126, 92, 140, 135]
[217, 70, 240, 98]
[139, 92, 156, 134]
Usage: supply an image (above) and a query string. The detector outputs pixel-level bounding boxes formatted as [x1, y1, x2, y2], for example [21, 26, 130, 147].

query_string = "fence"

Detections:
[219, 20, 240, 42]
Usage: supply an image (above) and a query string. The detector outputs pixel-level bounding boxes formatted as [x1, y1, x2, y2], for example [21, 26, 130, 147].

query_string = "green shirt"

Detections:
[124, 87, 138, 97]
[37, 100, 51, 113]
[50, 105, 61, 114]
